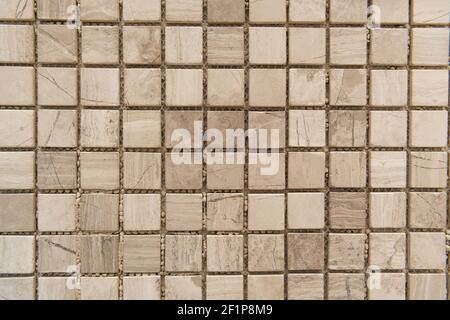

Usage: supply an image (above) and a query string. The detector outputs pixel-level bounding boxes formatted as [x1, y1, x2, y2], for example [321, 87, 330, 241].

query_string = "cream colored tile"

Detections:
[0, 152, 35, 190]
[37, 25, 77, 63]
[250, 27, 286, 65]
[0, 278, 35, 300]
[0, 236, 35, 274]
[207, 193, 243, 231]
[410, 111, 448, 147]
[289, 69, 326, 106]
[166, 27, 203, 65]
[409, 232, 446, 270]
[413, 0, 449, 24]
[166, 0, 202, 22]
[411, 70, 448, 107]
[289, 28, 326, 64]
[38, 277, 77, 300]
[250, 69, 286, 107]
[248, 194, 285, 231]
[0, 194, 35, 232]
[369, 233, 406, 270]
[38, 67, 77, 106]
[123, 235, 160, 272]
[123, 276, 160, 300]
[370, 70, 408, 107]
[0, 25, 34, 63]
[0, 67, 34, 105]
[368, 273, 405, 300]
[165, 235, 202, 272]
[166, 194, 202, 231]
[289, 0, 326, 22]
[328, 274, 365, 300]
[80, 277, 119, 300]
[123, 194, 160, 231]
[369, 193, 406, 229]
[248, 275, 284, 300]
[412, 28, 449, 65]
[288, 193, 325, 229]
[408, 274, 447, 300]
[206, 276, 243, 300]
[80, 0, 119, 21]
[250, 0, 286, 23]
[207, 235, 243, 272]
[370, 151, 407, 188]
[165, 276, 202, 300]
[288, 274, 324, 300]
[123, 0, 161, 22]
[0, 110, 34, 148]
[289, 110, 326, 147]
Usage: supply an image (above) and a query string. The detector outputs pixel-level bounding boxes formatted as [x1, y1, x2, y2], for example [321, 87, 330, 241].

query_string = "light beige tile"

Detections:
[39, 277, 77, 300]
[370, 151, 407, 188]
[329, 152, 366, 188]
[409, 232, 446, 270]
[289, 69, 326, 106]
[249, 152, 285, 190]
[124, 68, 161, 106]
[330, 0, 367, 23]
[248, 235, 284, 272]
[369, 233, 406, 270]
[289, 0, 326, 22]
[413, 0, 449, 24]
[288, 274, 324, 300]
[371, 28, 408, 65]
[289, 110, 326, 147]
[81, 152, 120, 190]
[372, 0, 408, 24]
[38, 67, 77, 106]
[328, 274, 365, 300]
[207, 161, 244, 190]
[328, 234, 366, 270]
[369, 193, 406, 229]
[166, 0, 202, 22]
[0, 236, 35, 274]
[207, 235, 243, 272]
[207, 193, 243, 231]
[166, 194, 202, 231]
[165, 276, 202, 300]
[38, 235, 76, 273]
[206, 276, 243, 300]
[248, 275, 284, 300]
[166, 27, 202, 65]
[80, 235, 119, 273]
[330, 69, 367, 106]
[123, 152, 161, 190]
[165, 235, 202, 272]
[80, 277, 119, 300]
[250, 27, 286, 64]
[0, 152, 35, 190]
[0, 0, 35, 20]
[410, 111, 448, 147]
[0, 278, 35, 300]
[38, 110, 77, 148]
[250, 0, 286, 23]
[166, 69, 203, 106]
[288, 193, 325, 229]
[37, 25, 77, 63]
[123, 276, 160, 300]
[82, 26, 119, 64]
[329, 110, 366, 147]
[207, 27, 244, 65]
[0, 25, 34, 63]
[0, 194, 35, 232]
[410, 152, 448, 188]
[165, 152, 203, 190]
[248, 194, 285, 231]
[123, 194, 160, 231]
[208, 0, 245, 23]
[123, 110, 161, 148]
[0, 110, 34, 148]
[123, 0, 161, 22]
[409, 192, 447, 229]
[38, 194, 76, 232]
[37, 0, 75, 20]
[289, 152, 325, 189]
[250, 69, 286, 107]
[80, 0, 119, 21]
[412, 28, 449, 65]
[123, 235, 160, 272]
[290, 28, 326, 64]
[249, 111, 285, 149]
[370, 111, 407, 147]
[0, 67, 34, 105]
[330, 28, 367, 65]
[370, 70, 408, 107]
[288, 233, 324, 270]
[80, 194, 119, 232]
[207, 69, 244, 106]
[81, 68, 120, 106]
[408, 274, 447, 300]
[81, 110, 119, 148]
[368, 273, 405, 300]
[329, 192, 366, 229]
[411, 70, 448, 107]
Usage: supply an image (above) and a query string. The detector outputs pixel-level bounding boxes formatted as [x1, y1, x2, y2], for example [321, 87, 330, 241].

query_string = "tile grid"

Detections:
[0, 0, 448, 300]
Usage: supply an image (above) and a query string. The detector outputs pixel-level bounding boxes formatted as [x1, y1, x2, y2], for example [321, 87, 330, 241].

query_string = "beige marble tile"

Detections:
[37, 0, 75, 20]
[206, 276, 243, 300]
[208, 0, 245, 23]
[249, 27, 286, 65]
[409, 232, 446, 270]
[370, 111, 407, 147]
[207, 161, 244, 190]
[410, 111, 448, 147]
[0, 278, 35, 300]
[289, 110, 326, 147]
[330, 28, 367, 65]
[38, 277, 77, 300]
[123, 235, 160, 272]
[0, 67, 34, 105]
[165, 276, 202, 300]
[165, 235, 202, 272]
[329, 152, 366, 188]
[207, 193, 243, 231]
[289, 152, 325, 189]
[370, 151, 407, 188]
[124, 69, 161, 107]
[412, 28, 449, 66]
[328, 234, 366, 270]
[409, 152, 448, 188]
[123, 0, 161, 22]
[80, 277, 119, 300]
[329, 192, 366, 229]
[288, 193, 325, 229]
[368, 273, 405, 300]
[370, 29, 408, 65]
[289, 69, 326, 106]
[329, 110, 366, 147]
[250, 69, 286, 107]
[0, 25, 34, 63]
[411, 70, 448, 107]
[289, 0, 326, 22]
[248, 275, 284, 300]
[0, 236, 35, 274]
[165, 152, 203, 190]
[249, 111, 285, 149]
[249, 152, 285, 190]
[372, 0, 408, 24]
[38, 194, 77, 232]
[123, 276, 160, 300]
[166, 69, 203, 106]
[207, 235, 243, 272]
[166, 0, 202, 22]
[207, 69, 244, 106]
[82, 26, 119, 64]
[37, 25, 77, 63]
[330, 0, 367, 24]
[288, 233, 324, 270]
[123, 152, 161, 190]
[123, 194, 160, 231]
[412, 0, 449, 24]
[370, 70, 408, 107]
[166, 27, 203, 65]
[288, 274, 324, 300]
[248, 194, 285, 231]
[369, 233, 406, 270]
[0, 152, 35, 190]
[38, 235, 76, 273]
[408, 274, 447, 300]
[207, 27, 244, 65]
[290, 27, 326, 64]
[330, 69, 367, 106]
[80, 0, 119, 22]
[409, 192, 447, 229]
[38, 110, 77, 148]
[123, 110, 161, 148]
[248, 235, 284, 272]
[250, 0, 286, 23]
[328, 274, 366, 300]
[369, 193, 406, 229]
[80, 194, 119, 232]
[166, 194, 203, 231]
[37, 152, 77, 190]
[38, 67, 77, 106]
[81, 68, 120, 106]
[0, 0, 35, 20]
[0, 194, 35, 232]
[80, 235, 119, 274]
[81, 110, 119, 148]
[0, 110, 35, 148]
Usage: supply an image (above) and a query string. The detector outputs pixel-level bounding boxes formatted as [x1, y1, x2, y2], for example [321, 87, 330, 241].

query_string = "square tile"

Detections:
[248, 275, 284, 300]
[410, 152, 448, 188]
[207, 69, 244, 106]
[207, 27, 244, 65]
[123, 0, 161, 22]
[38, 277, 77, 300]
[165, 110, 203, 148]
[206, 276, 244, 300]
[166, 0, 202, 22]
[0, 278, 35, 300]
[409, 192, 447, 229]
[80, 235, 119, 273]
[82, 26, 119, 64]
[250, 69, 286, 107]
[207, 235, 243, 272]
[166, 69, 203, 106]
[248, 194, 285, 231]
[0, 110, 35, 148]
[165, 235, 202, 272]
[248, 152, 285, 190]
[81, 110, 120, 148]
[288, 274, 324, 300]
[0, 236, 35, 274]
[289, 69, 326, 106]
[166, 27, 202, 65]
[38, 25, 77, 63]
[123, 152, 161, 190]
[80, 277, 119, 300]
[408, 274, 447, 300]
[81, 68, 120, 106]
[124, 69, 161, 106]
[249, 111, 285, 149]
[38, 110, 77, 148]
[0, 67, 34, 105]
[207, 162, 244, 190]
[38, 194, 76, 232]
[410, 111, 448, 147]
[330, 28, 367, 65]
[372, 0, 408, 24]
[123, 276, 160, 300]
[37, 152, 77, 190]
[370, 151, 407, 188]
[123, 26, 161, 64]
[289, 0, 326, 23]
[0, 152, 35, 190]
[370, 70, 408, 107]
[80, 0, 119, 21]
[80, 152, 120, 190]
[288, 193, 325, 229]
[0, 0, 35, 20]
[38, 235, 76, 273]
[409, 232, 446, 270]
[80, 194, 119, 232]
[288, 233, 324, 270]
[166, 193, 202, 231]
[328, 233, 366, 270]
[207, 111, 245, 139]
[250, 27, 286, 64]
[289, 110, 326, 147]
[38, 67, 77, 106]
[123, 110, 161, 148]
[369, 233, 406, 269]
[37, 0, 75, 20]
[250, 0, 286, 23]
[329, 110, 366, 147]
[248, 235, 284, 272]
[165, 152, 203, 190]
[123, 194, 160, 231]
[413, 0, 449, 24]
[368, 273, 405, 300]
[165, 276, 202, 300]
[289, 28, 326, 64]
[411, 70, 448, 107]
[329, 192, 366, 229]
[330, 69, 367, 106]
[328, 274, 365, 300]
[208, 0, 245, 23]
[370, 111, 407, 147]
[0, 25, 34, 63]
[370, 29, 408, 65]
[207, 193, 243, 231]
[123, 235, 160, 272]
[369, 192, 406, 229]
[0, 194, 35, 232]
[329, 152, 366, 188]
[330, 0, 367, 23]
[289, 152, 326, 189]
[412, 28, 449, 65]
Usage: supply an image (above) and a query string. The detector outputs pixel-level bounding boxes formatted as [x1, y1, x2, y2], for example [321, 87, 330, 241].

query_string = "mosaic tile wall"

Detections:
[0, 0, 449, 300]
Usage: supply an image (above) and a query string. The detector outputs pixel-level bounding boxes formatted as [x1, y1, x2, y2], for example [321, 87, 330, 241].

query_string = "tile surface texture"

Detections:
[0, 0, 448, 301]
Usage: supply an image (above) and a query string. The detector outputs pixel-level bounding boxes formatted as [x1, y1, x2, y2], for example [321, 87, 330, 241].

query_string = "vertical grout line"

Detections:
[118, 0, 124, 301]
[201, 0, 208, 300]
[160, 0, 167, 301]
[284, 0, 289, 301]
[33, 0, 39, 301]
[323, 0, 331, 301]
[243, 0, 250, 301]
